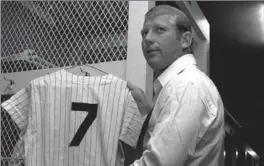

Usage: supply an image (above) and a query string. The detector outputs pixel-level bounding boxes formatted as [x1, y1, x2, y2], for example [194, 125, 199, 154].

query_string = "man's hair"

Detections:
[145, 5, 193, 53]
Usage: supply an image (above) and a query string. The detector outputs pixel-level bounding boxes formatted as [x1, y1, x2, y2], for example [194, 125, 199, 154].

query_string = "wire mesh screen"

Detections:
[1, 94, 25, 166]
[1, 1, 129, 73]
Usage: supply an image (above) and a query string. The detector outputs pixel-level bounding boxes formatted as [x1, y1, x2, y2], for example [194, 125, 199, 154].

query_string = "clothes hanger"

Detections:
[64, 63, 108, 76]
[83, 64, 108, 75]
[80, 68, 90, 76]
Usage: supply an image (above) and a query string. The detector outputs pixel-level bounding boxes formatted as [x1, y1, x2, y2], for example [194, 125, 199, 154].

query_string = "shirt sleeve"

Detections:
[119, 91, 146, 149]
[1, 85, 31, 131]
[131, 82, 216, 166]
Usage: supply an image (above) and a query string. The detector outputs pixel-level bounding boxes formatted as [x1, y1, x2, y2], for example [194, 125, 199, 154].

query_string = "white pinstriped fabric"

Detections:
[2, 69, 144, 166]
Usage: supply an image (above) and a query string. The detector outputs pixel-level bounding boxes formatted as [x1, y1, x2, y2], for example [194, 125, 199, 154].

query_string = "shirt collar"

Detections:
[157, 54, 197, 87]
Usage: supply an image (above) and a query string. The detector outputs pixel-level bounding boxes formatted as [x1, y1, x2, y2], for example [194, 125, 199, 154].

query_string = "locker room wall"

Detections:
[192, 30, 210, 76]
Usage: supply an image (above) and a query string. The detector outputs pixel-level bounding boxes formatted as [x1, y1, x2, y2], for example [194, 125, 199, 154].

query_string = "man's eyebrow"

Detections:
[141, 22, 170, 32]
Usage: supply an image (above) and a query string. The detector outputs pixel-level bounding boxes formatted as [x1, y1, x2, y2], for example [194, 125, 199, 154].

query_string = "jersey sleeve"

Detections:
[1, 85, 31, 131]
[119, 91, 146, 149]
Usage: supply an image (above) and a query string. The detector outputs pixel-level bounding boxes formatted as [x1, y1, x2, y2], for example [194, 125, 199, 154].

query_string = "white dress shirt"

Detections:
[131, 54, 225, 166]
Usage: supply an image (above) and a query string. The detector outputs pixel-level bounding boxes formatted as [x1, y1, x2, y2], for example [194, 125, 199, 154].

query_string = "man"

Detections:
[127, 5, 225, 166]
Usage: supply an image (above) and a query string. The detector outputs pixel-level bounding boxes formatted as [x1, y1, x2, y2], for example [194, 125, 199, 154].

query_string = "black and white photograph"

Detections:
[0, 1, 263, 166]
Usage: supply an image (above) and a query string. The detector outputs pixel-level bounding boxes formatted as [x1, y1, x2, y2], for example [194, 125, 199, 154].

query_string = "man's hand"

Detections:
[127, 81, 152, 116]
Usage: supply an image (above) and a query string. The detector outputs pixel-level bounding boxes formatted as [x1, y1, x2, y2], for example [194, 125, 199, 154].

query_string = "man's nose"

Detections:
[144, 31, 155, 44]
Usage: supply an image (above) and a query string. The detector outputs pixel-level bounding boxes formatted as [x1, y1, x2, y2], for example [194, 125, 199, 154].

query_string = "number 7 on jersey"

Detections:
[69, 102, 98, 146]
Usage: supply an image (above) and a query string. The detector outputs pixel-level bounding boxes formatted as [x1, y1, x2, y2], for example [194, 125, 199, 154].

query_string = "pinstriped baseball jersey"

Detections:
[1, 69, 144, 166]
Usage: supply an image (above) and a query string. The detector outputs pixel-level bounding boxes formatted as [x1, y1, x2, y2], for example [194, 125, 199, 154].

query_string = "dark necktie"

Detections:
[135, 80, 162, 159]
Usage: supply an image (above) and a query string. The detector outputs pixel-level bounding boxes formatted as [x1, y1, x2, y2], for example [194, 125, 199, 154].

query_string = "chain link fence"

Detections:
[1, 1, 129, 73]
[1, 1, 129, 165]
[1, 94, 25, 166]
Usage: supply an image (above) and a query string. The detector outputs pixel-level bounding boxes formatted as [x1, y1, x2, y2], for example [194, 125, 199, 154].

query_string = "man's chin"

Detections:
[145, 55, 163, 69]
[147, 61, 162, 71]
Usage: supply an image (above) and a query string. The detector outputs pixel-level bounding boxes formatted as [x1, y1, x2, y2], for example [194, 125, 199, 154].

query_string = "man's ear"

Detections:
[180, 31, 193, 49]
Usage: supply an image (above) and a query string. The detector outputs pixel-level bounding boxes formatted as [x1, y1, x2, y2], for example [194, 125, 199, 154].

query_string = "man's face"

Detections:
[141, 14, 183, 71]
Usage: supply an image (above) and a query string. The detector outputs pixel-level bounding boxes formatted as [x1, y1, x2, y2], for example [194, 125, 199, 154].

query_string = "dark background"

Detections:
[198, 1, 264, 159]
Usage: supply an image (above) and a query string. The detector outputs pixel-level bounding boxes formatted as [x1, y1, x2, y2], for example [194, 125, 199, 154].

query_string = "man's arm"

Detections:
[130, 82, 214, 166]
